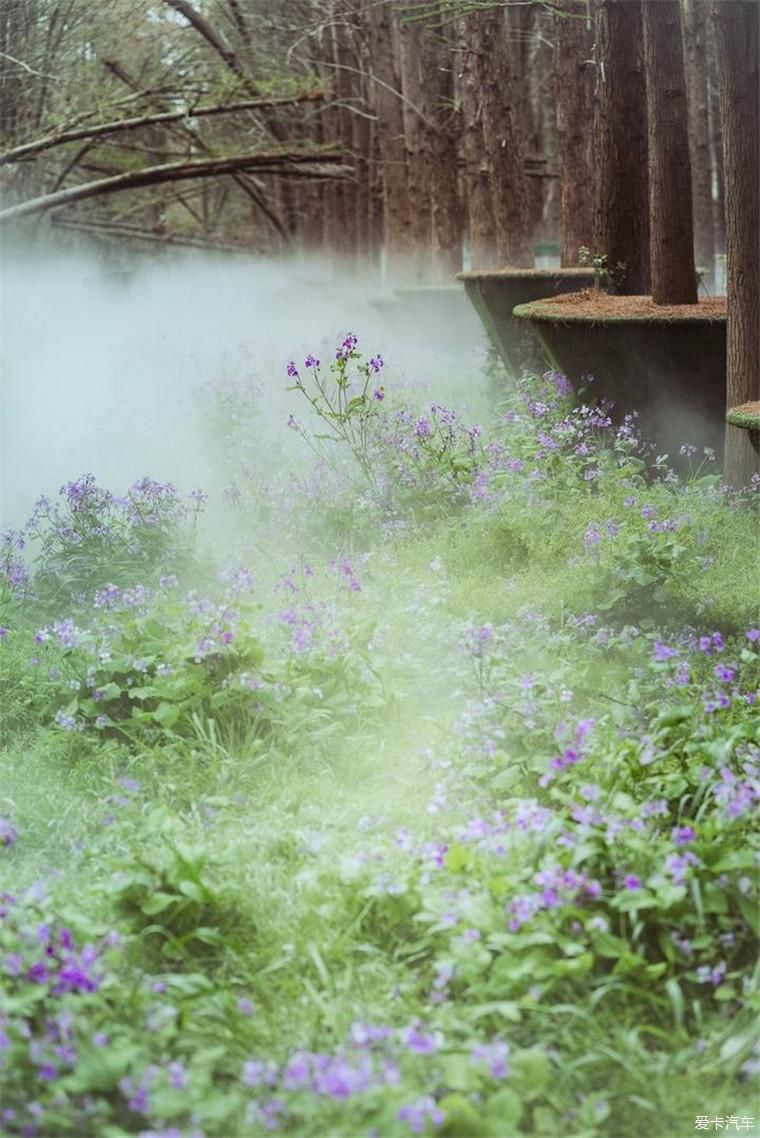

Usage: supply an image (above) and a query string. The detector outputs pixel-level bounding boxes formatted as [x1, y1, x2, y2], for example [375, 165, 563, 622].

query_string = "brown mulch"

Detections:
[733, 401, 760, 416]
[529, 290, 727, 320]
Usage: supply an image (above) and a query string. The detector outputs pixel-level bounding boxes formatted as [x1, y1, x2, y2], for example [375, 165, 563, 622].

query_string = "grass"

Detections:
[0, 345, 758, 1137]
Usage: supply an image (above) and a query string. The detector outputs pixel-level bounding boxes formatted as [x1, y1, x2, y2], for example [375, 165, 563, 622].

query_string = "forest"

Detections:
[0, 1, 759, 1137]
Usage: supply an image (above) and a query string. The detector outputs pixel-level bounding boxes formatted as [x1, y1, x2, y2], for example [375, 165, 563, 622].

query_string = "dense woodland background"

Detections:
[0, 0, 739, 275]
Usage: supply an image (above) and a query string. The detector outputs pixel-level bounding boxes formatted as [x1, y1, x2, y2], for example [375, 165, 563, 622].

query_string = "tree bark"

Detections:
[642, 0, 697, 304]
[707, 37, 726, 255]
[366, 1, 411, 275]
[458, 12, 496, 268]
[593, 0, 650, 295]
[426, 20, 462, 277]
[399, 15, 433, 278]
[472, 7, 532, 267]
[553, 0, 594, 265]
[713, 0, 760, 486]
[683, 0, 716, 280]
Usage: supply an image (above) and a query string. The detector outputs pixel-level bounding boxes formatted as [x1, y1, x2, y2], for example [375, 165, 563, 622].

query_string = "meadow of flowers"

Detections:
[0, 335, 758, 1138]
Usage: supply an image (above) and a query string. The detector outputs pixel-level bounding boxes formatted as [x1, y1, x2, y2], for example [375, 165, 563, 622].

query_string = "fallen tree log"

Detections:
[0, 150, 349, 224]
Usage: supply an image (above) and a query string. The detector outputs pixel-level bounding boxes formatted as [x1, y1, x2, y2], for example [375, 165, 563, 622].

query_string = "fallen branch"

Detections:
[51, 214, 257, 253]
[0, 91, 324, 167]
[0, 150, 348, 224]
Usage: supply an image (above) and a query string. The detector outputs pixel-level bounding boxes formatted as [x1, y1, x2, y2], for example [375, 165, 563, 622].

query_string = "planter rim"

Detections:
[726, 401, 760, 430]
[513, 293, 727, 325]
[456, 268, 594, 282]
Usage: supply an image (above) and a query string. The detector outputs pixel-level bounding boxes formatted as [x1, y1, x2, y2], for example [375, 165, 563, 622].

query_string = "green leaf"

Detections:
[510, 1048, 551, 1101]
[444, 844, 471, 873]
[442, 1053, 479, 1092]
[140, 892, 176, 916]
[178, 879, 205, 903]
[439, 1094, 488, 1137]
[484, 1087, 522, 1130]
[153, 702, 181, 728]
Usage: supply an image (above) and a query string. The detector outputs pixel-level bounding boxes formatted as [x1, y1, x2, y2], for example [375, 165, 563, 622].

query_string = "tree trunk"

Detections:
[553, 0, 594, 265]
[367, 1, 411, 275]
[330, 1, 359, 261]
[458, 12, 496, 268]
[707, 37, 726, 256]
[509, 1, 544, 244]
[684, 0, 716, 280]
[473, 7, 532, 267]
[594, 0, 650, 295]
[426, 20, 462, 277]
[713, 0, 760, 486]
[642, 0, 697, 304]
[399, 15, 433, 278]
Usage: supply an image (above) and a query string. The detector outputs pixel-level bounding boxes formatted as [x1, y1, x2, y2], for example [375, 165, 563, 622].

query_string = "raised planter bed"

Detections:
[726, 401, 760, 461]
[513, 290, 728, 459]
[726, 400, 760, 433]
[456, 268, 596, 376]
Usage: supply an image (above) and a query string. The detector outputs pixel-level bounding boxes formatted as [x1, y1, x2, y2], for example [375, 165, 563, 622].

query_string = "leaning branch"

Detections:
[163, 0, 250, 85]
[0, 151, 348, 224]
[0, 91, 324, 167]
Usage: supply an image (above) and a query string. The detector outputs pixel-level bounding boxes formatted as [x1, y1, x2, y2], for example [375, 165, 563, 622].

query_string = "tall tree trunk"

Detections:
[330, 1, 359, 261]
[707, 38, 726, 256]
[713, 0, 760, 486]
[351, 5, 375, 266]
[399, 15, 432, 278]
[642, 0, 697, 304]
[684, 0, 716, 280]
[458, 12, 496, 268]
[426, 21, 462, 277]
[367, 1, 411, 275]
[509, 1, 544, 244]
[594, 0, 650, 295]
[553, 0, 594, 265]
[473, 7, 532, 266]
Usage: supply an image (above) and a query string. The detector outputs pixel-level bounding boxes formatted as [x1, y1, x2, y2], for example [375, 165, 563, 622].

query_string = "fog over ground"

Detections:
[0, 242, 488, 528]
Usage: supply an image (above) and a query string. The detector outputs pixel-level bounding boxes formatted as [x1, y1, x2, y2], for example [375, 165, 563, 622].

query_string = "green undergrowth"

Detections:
[0, 347, 758, 1137]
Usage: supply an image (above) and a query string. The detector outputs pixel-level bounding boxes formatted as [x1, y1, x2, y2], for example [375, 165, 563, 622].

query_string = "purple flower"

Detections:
[286, 362, 298, 378]
[714, 663, 736, 683]
[398, 1097, 444, 1134]
[369, 355, 384, 373]
[372, 388, 385, 401]
[623, 874, 642, 891]
[400, 1023, 438, 1054]
[652, 641, 676, 662]
[471, 1040, 510, 1078]
[413, 416, 432, 439]
[672, 825, 696, 846]
[167, 1061, 187, 1090]
[746, 628, 760, 643]
[304, 354, 320, 369]
[0, 818, 17, 848]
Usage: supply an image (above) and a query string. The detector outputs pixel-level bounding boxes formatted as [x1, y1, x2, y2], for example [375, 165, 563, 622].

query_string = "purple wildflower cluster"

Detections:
[233, 1020, 510, 1134]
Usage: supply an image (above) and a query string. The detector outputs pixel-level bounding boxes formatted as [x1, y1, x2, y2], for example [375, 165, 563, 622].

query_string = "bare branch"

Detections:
[0, 92, 324, 168]
[0, 150, 349, 224]
[0, 49, 59, 81]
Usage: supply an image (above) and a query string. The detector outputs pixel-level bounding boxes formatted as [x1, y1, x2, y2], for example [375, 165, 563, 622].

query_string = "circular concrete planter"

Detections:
[456, 268, 596, 376]
[513, 292, 727, 459]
